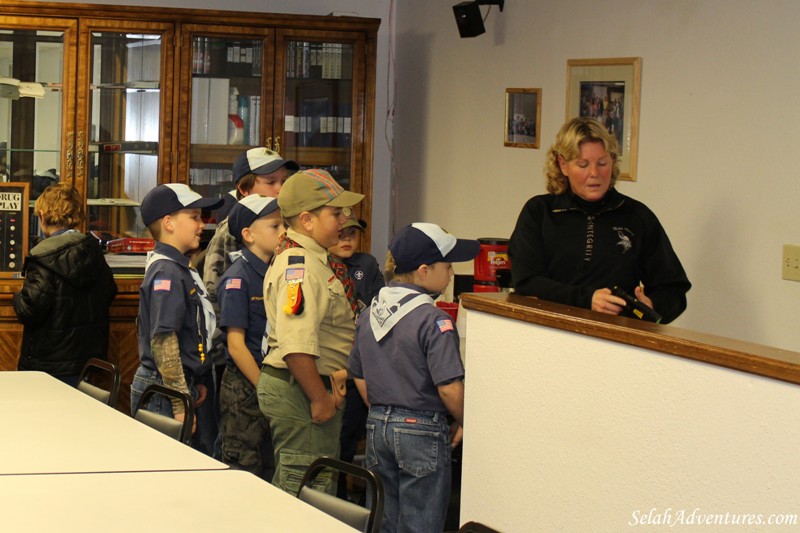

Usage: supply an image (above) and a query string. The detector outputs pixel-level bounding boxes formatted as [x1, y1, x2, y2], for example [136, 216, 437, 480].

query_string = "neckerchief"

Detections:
[145, 251, 216, 358]
[276, 233, 359, 316]
[369, 285, 434, 342]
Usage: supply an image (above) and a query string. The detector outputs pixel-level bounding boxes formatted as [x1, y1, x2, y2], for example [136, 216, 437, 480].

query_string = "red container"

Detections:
[472, 280, 500, 292]
[474, 238, 509, 282]
[435, 302, 459, 321]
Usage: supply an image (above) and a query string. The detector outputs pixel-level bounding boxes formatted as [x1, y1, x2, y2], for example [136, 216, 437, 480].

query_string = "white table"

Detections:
[0, 469, 358, 532]
[0, 371, 226, 475]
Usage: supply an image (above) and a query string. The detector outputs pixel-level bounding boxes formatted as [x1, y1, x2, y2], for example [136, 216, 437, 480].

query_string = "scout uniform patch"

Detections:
[283, 256, 305, 315]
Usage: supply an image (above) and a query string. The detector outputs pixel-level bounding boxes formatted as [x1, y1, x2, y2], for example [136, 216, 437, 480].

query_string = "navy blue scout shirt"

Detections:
[348, 282, 464, 413]
[344, 252, 385, 311]
[137, 241, 211, 377]
[217, 247, 269, 368]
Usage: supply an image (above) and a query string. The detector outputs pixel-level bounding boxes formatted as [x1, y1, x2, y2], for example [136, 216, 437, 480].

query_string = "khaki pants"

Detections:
[256, 368, 343, 496]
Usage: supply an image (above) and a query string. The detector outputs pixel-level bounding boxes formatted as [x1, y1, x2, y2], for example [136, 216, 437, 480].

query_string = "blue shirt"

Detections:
[348, 282, 464, 413]
[217, 247, 269, 367]
[344, 252, 385, 311]
[137, 241, 211, 377]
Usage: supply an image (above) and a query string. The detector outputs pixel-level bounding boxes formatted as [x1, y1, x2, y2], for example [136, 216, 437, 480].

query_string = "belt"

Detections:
[262, 365, 333, 391]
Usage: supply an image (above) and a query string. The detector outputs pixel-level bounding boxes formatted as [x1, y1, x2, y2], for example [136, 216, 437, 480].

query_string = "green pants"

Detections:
[257, 368, 343, 496]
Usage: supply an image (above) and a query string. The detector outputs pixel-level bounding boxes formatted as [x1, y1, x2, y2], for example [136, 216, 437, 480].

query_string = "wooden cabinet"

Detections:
[0, 1, 379, 413]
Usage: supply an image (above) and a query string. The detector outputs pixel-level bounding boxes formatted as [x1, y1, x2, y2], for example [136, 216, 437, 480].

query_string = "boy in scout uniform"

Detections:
[257, 169, 363, 495]
[216, 195, 282, 480]
[133, 184, 222, 442]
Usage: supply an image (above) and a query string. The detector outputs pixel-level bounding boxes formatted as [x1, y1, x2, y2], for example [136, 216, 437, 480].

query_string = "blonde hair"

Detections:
[34, 182, 84, 229]
[544, 117, 620, 195]
[384, 250, 415, 283]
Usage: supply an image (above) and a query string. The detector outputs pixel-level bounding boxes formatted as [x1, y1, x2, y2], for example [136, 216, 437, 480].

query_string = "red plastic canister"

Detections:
[472, 280, 500, 292]
[474, 238, 510, 282]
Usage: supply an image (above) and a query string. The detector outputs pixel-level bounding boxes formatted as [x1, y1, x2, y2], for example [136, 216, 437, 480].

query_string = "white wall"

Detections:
[35, 0, 395, 255]
[462, 309, 800, 531]
[393, 0, 800, 352]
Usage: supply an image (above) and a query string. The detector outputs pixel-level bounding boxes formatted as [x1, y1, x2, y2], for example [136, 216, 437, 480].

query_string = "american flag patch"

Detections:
[285, 267, 305, 283]
[153, 279, 171, 292]
[225, 278, 242, 290]
[436, 318, 454, 333]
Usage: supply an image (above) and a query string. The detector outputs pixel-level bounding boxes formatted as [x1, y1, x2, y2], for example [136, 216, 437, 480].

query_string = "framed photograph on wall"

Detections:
[566, 57, 641, 180]
[504, 88, 541, 149]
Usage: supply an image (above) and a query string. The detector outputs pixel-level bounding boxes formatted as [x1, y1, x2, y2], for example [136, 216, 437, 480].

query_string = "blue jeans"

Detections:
[130, 365, 216, 456]
[365, 406, 452, 533]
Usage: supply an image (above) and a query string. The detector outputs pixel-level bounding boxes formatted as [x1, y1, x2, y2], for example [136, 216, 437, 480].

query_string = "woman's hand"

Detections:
[591, 288, 626, 315]
[634, 285, 654, 310]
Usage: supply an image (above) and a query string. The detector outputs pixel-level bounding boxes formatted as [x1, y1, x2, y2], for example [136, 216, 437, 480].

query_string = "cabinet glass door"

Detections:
[80, 21, 173, 238]
[180, 25, 272, 213]
[0, 18, 77, 248]
[277, 31, 363, 194]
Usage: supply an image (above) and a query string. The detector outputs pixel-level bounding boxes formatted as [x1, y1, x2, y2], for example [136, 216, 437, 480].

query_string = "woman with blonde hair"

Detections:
[14, 182, 117, 385]
[509, 117, 690, 324]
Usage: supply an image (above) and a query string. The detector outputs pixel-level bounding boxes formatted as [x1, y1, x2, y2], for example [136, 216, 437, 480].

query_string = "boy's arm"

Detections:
[354, 377, 369, 407]
[438, 379, 465, 447]
[226, 328, 261, 387]
[151, 331, 191, 416]
[284, 353, 340, 423]
[437, 379, 464, 426]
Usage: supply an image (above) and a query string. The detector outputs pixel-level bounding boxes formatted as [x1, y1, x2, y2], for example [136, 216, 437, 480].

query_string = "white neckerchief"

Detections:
[369, 285, 434, 342]
[145, 251, 217, 349]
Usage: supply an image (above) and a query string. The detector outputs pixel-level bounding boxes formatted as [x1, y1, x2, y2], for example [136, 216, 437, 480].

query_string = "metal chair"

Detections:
[76, 357, 121, 408]
[298, 456, 384, 533]
[132, 384, 194, 444]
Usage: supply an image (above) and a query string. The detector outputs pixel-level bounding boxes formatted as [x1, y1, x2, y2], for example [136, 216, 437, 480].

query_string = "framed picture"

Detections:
[0, 181, 29, 279]
[566, 57, 641, 180]
[504, 88, 541, 149]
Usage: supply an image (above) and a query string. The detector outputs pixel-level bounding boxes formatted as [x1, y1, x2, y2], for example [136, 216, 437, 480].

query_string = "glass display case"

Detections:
[182, 25, 272, 213]
[0, 21, 75, 246]
[86, 30, 162, 238]
[281, 38, 354, 190]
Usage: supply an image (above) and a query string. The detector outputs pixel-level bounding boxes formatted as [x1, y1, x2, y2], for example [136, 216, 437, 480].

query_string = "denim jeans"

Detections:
[365, 405, 452, 533]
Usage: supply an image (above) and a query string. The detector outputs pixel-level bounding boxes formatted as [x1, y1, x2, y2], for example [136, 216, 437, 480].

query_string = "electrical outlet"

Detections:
[783, 244, 800, 281]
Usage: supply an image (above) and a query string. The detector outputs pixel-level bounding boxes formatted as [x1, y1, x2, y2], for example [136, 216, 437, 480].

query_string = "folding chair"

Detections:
[298, 456, 384, 533]
[76, 357, 121, 408]
[132, 384, 194, 444]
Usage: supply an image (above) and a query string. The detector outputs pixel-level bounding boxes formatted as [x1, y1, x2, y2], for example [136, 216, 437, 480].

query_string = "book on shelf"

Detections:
[87, 141, 158, 154]
[191, 77, 230, 145]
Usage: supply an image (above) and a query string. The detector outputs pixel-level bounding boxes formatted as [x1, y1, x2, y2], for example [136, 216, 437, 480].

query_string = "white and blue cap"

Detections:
[233, 147, 299, 183]
[140, 183, 223, 226]
[227, 194, 280, 243]
[389, 222, 480, 274]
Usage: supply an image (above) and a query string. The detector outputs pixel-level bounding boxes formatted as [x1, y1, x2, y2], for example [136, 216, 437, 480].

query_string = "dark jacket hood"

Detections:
[26, 232, 106, 288]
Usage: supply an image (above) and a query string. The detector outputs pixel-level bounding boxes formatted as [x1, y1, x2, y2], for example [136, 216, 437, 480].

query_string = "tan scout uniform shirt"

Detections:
[263, 228, 355, 375]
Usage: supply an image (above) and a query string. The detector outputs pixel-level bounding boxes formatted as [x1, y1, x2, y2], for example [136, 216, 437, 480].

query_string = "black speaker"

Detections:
[453, 2, 485, 38]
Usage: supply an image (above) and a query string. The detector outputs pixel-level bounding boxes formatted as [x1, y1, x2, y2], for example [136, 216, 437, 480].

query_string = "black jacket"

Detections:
[509, 188, 691, 324]
[14, 232, 118, 376]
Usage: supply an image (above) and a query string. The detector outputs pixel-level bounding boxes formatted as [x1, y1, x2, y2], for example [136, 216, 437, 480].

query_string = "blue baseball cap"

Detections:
[227, 194, 280, 243]
[140, 184, 223, 226]
[389, 222, 480, 274]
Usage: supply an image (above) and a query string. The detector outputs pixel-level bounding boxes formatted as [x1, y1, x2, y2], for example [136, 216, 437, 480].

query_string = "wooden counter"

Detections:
[0, 278, 142, 415]
[460, 292, 800, 385]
